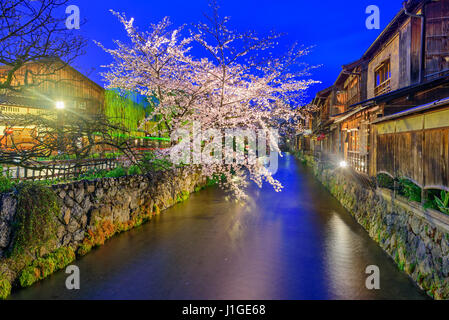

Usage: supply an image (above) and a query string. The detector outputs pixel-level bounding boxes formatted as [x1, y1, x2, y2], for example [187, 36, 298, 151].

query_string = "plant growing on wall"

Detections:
[398, 178, 422, 203]
[0, 166, 14, 193]
[435, 190, 449, 215]
[10, 182, 60, 256]
[377, 173, 394, 190]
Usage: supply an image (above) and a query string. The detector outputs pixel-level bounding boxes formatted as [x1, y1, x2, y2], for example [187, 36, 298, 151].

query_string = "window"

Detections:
[374, 60, 391, 96]
[0, 106, 20, 114]
[77, 101, 87, 111]
[347, 77, 359, 104]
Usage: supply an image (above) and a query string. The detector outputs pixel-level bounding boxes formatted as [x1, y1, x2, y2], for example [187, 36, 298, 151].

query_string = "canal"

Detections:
[10, 153, 427, 300]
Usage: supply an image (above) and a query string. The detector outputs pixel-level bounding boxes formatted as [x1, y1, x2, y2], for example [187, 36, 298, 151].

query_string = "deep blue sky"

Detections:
[72, 0, 403, 102]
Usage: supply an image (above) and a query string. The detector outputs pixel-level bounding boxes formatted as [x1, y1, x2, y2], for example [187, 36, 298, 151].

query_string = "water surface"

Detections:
[10, 154, 427, 300]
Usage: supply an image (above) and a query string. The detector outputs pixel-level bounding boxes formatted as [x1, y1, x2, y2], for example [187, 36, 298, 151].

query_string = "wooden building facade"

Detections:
[0, 60, 104, 149]
[300, 0, 449, 187]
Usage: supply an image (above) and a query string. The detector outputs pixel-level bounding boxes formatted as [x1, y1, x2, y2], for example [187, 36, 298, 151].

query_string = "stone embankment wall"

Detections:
[301, 154, 449, 300]
[0, 168, 206, 298]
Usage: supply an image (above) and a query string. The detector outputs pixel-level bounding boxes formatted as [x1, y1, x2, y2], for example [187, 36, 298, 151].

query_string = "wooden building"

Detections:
[301, 0, 449, 186]
[0, 59, 104, 149]
[373, 98, 449, 191]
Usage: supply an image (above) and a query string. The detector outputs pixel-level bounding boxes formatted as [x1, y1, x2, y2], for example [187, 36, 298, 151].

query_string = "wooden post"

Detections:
[422, 189, 428, 207]
[393, 121, 398, 200]
[421, 116, 426, 207]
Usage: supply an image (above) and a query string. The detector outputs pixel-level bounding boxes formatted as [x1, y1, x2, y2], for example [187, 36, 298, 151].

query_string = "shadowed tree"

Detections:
[0, 0, 86, 92]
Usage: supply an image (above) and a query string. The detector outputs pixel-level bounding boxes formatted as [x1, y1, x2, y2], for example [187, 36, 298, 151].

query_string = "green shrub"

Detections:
[398, 178, 422, 203]
[78, 168, 108, 181]
[105, 152, 122, 159]
[139, 152, 173, 172]
[105, 166, 127, 178]
[128, 165, 142, 175]
[377, 173, 394, 190]
[434, 190, 449, 215]
[10, 182, 60, 256]
[0, 166, 14, 193]
[0, 175, 14, 193]
[423, 189, 440, 211]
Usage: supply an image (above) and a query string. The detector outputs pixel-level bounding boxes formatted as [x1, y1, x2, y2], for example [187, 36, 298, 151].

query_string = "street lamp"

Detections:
[55, 101, 65, 155]
[55, 101, 65, 110]
[339, 160, 348, 168]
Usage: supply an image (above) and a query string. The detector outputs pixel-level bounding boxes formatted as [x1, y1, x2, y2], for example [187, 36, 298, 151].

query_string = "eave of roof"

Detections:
[0, 95, 51, 109]
[313, 119, 335, 133]
[343, 58, 365, 71]
[348, 73, 449, 109]
[0, 58, 104, 92]
[334, 58, 366, 87]
[362, 9, 405, 59]
[372, 96, 449, 124]
[333, 106, 369, 124]
[316, 86, 334, 98]
[361, 0, 422, 60]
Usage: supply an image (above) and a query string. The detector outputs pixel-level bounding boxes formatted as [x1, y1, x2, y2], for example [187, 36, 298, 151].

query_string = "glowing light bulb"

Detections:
[55, 101, 65, 110]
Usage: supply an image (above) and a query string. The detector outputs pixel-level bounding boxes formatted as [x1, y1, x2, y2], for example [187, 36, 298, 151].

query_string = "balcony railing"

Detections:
[374, 79, 391, 96]
[347, 151, 369, 174]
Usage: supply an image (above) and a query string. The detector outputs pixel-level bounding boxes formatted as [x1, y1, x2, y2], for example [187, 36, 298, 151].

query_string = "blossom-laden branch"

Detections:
[97, 1, 320, 200]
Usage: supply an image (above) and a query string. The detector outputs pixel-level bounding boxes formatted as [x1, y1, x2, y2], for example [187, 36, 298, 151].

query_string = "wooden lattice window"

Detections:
[374, 60, 391, 96]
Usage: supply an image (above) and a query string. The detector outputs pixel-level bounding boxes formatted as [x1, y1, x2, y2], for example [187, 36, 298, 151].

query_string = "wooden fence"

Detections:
[1, 158, 120, 182]
[376, 127, 449, 191]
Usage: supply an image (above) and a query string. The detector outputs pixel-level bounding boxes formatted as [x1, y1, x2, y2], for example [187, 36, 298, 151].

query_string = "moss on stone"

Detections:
[78, 212, 154, 257]
[77, 220, 115, 257]
[0, 277, 11, 300]
[18, 247, 75, 288]
[176, 190, 190, 203]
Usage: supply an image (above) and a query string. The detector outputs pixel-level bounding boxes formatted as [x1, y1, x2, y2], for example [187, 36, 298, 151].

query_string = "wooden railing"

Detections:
[1, 158, 121, 181]
[374, 79, 391, 96]
[347, 151, 369, 174]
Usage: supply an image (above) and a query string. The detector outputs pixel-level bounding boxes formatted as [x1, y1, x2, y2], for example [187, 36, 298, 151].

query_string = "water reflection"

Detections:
[10, 154, 427, 300]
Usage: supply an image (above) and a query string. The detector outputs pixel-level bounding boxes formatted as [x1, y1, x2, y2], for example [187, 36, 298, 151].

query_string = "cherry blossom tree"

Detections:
[97, 1, 318, 200]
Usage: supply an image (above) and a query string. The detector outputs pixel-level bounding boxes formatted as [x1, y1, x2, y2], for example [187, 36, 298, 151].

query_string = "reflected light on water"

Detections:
[325, 213, 360, 298]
